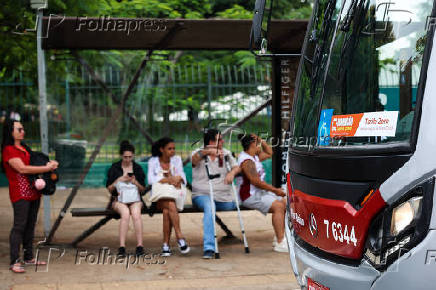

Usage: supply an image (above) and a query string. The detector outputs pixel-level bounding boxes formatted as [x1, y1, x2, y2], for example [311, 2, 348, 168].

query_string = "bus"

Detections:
[284, 0, 436, 289]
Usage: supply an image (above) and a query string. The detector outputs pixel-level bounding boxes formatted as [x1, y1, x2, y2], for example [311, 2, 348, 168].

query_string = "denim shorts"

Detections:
[241, 190, 282, 215]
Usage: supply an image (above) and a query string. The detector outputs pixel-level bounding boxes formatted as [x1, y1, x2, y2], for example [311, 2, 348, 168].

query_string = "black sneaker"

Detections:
[178, 239, 190, 254]
[117, 247, 126, 256]
[136, 246, 145, 256]
[202, 250, 214, 259]
[161, 245, 172, 257]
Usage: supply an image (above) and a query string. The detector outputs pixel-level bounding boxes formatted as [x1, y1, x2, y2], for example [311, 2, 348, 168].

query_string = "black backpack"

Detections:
[27, 150, 59, 196]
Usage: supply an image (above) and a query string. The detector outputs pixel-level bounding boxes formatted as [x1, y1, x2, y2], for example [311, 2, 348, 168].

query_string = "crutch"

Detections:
[224, 155, 250, 253]
[204, 156, 221, 259]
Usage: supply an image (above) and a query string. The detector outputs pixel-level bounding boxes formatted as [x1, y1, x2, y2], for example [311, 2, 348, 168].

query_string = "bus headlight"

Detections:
[390, 196, 422, 236]
[364, 178, 434, 270]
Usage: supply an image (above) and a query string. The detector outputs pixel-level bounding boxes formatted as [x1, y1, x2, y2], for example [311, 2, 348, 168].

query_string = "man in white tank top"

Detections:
[237, 133, 288, 253]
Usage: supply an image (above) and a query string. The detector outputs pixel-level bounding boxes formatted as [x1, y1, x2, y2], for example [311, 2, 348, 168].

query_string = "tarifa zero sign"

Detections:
[330, 111, 399, 137]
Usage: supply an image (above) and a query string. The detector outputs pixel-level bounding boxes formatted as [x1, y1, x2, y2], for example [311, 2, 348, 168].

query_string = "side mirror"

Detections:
[249, 0, 267, 50]
[249, 0, 301, 58]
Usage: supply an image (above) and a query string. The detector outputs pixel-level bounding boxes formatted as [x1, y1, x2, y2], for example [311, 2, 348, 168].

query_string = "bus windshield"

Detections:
[291, 0, 432, 151]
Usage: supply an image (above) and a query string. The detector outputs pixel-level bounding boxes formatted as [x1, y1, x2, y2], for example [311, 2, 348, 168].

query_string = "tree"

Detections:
[1, 0, 312, 141]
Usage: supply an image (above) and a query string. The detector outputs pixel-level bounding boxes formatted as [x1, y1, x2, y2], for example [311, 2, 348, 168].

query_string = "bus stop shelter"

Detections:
[39, 17, 307, 243]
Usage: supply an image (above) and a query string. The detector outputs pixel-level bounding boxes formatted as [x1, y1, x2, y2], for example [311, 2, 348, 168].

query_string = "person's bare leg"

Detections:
[167, 200, 183, 239]
[269, 200, 285, 242]
[113, 202, 131, 247]
[168, 214, 173, 242]
[158, 200, 171, 244]
[129, 202, 143, 247]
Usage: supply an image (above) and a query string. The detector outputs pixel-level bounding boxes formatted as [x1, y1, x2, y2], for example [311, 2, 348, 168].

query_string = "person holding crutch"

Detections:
[191, 129, 240, 259]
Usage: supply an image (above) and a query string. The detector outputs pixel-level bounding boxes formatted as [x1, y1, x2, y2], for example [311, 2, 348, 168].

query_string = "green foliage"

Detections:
[288, 6, 313, 19]
[1, 0, 311, 143]
[0, 1, 36, 76]
[272, 0, 313, 19]
[1, 0, 312, 77]
[217, 4, 252, 19]
[234, 51, 256, 68]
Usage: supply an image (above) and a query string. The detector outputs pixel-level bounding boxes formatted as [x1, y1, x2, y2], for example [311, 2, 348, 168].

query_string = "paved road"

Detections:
[0, 188, 299, 289]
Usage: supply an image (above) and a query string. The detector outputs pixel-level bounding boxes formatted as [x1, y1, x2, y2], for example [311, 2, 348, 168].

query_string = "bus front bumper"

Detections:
[286, 221, 436, 290]
[285, 222, 379, 290]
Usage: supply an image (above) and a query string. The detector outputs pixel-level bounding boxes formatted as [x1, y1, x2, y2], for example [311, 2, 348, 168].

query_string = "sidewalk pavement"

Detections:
[0, 187, 299, 290]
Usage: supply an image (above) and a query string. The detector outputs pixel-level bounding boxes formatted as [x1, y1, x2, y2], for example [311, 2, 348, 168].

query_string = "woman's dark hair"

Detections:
[151, 137, 174, 157]
[119, 140, 135, 155]
[238, 133, 255, 151]
[204, 129, 220, 146]
[1, 119, 18, 152]
[1, 119, 20, 171]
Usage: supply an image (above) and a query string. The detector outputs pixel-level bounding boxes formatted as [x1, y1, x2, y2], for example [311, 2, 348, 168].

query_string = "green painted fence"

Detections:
[0, 159, 272, 188]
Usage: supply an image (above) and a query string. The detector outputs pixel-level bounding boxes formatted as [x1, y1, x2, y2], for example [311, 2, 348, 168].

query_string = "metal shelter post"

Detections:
[36, 6, 51, 236]
[207, 66, 212, 122]
[65, 64, 71, 136]
[271, 57, 299, 188]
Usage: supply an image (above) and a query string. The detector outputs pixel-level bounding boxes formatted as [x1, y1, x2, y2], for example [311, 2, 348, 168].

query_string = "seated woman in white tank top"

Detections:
[236, 133, 289, 253]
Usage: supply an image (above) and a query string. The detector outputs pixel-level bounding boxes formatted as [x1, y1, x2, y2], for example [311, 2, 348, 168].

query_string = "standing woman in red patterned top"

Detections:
[1, 119, 58, 273]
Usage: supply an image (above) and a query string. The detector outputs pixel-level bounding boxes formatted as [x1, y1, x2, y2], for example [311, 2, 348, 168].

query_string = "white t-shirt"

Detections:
[236, 151, 265, 201]
[147, 155, 187, 185]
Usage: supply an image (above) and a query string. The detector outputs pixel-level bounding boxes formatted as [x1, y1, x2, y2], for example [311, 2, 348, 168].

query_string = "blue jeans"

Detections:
[192, 195, 236, 252]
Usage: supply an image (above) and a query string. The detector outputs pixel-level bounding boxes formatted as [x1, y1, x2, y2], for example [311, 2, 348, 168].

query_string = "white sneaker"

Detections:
[178, 239, 190, 254]
[273, 238, 289, 253]
[161, 244, 172, 257]
[272, 236, 278, 247]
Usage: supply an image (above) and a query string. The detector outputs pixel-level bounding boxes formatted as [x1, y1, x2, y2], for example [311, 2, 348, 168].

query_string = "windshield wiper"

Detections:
[340, 0, 359, 32]
[310, 0, 337, 93]
[337, 0, 369, 107]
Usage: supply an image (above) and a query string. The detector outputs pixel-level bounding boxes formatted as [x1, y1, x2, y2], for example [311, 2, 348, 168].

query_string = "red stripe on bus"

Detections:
[290, 188, 386, 259]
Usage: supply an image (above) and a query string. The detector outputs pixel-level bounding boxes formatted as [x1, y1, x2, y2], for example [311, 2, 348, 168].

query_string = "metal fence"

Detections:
[1, 56, 272, 163]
